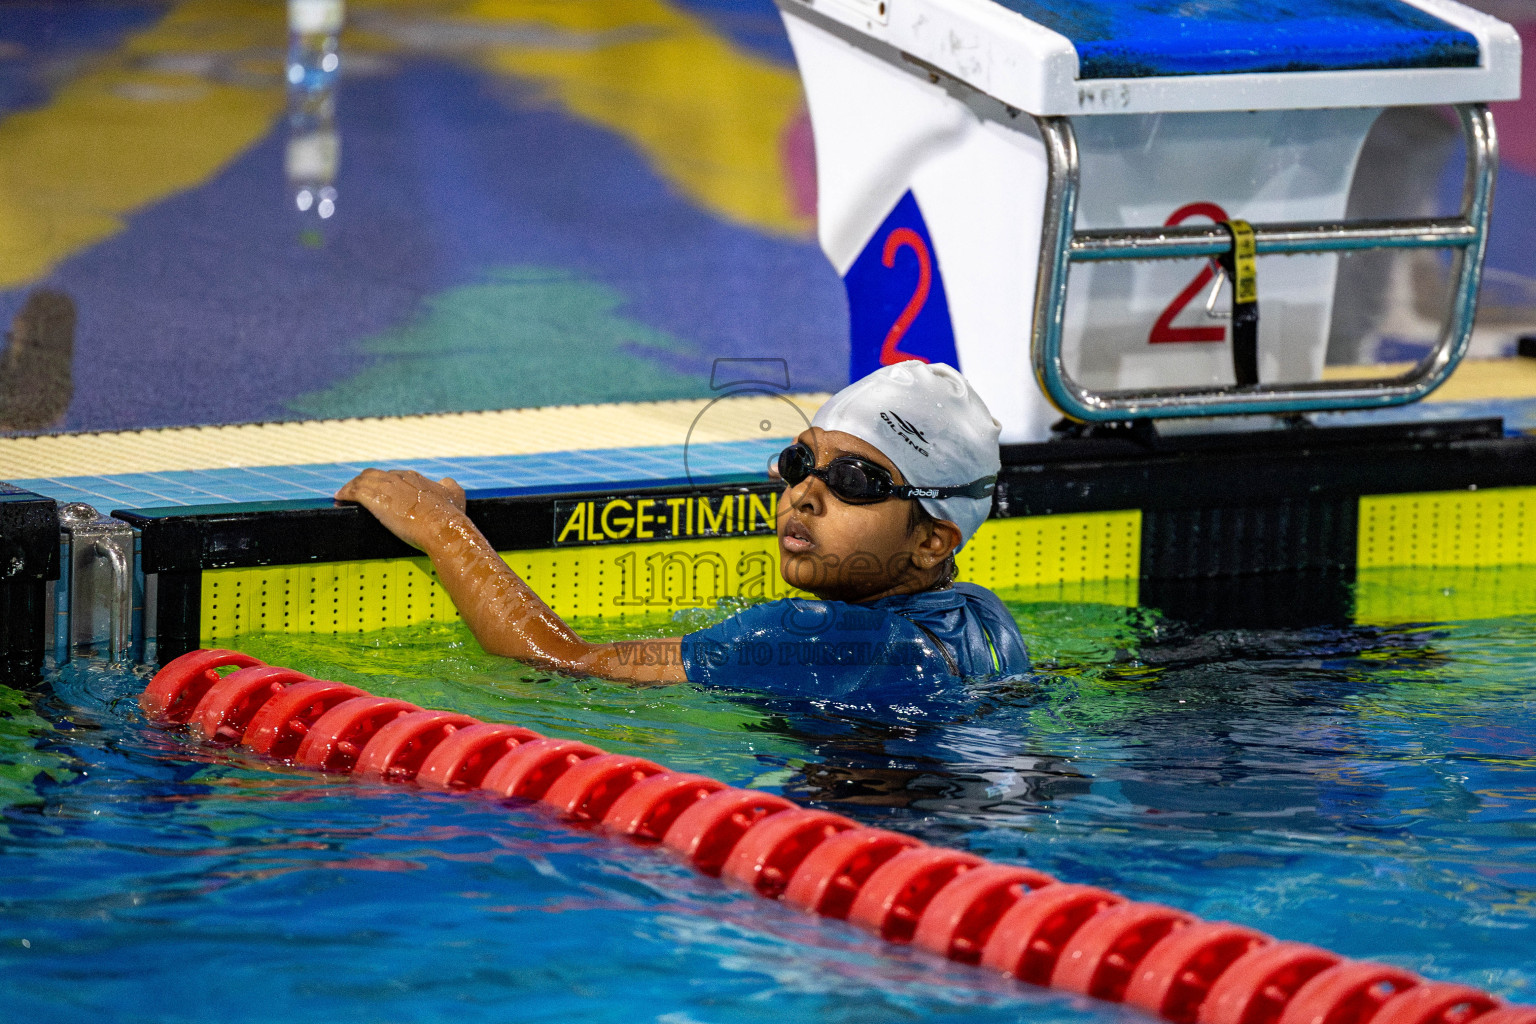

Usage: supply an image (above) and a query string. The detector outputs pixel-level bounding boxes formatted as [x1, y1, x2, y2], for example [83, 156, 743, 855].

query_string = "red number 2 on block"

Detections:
[1149, 202, 1230, 344]
[880, 227, 933, 365]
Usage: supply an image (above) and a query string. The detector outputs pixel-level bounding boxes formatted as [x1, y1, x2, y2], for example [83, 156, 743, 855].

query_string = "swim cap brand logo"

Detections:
[888, 411, 928, 443]
[880, 410, 930, 457]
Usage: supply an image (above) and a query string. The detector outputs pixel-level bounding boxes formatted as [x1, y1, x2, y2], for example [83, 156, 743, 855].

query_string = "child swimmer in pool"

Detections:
[336, 362, 1029, 698]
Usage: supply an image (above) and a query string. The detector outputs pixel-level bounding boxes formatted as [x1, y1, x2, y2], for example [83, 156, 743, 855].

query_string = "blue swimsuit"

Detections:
[679, 582, 1030, 702]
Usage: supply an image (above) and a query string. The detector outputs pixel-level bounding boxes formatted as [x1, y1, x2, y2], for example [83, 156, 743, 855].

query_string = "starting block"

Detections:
[776, 0, 1521, 441]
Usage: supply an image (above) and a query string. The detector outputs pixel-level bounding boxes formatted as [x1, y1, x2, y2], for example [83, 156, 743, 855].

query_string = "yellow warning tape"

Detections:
[1226, 219, 1256, 305]
[199, 510, 1143, 643]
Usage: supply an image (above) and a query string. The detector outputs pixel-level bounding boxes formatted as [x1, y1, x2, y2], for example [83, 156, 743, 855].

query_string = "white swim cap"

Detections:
[811, 362, 1001, 548]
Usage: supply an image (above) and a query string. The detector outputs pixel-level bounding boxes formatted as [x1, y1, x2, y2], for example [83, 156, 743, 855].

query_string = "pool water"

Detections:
[2, 589, 1533, 1022]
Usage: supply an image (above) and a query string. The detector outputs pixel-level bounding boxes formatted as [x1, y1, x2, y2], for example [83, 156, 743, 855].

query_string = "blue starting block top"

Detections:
[994, 0, 1480, 79]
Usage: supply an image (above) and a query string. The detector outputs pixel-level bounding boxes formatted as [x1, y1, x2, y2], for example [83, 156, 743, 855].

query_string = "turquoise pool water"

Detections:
[2, 594, 1533, 1022]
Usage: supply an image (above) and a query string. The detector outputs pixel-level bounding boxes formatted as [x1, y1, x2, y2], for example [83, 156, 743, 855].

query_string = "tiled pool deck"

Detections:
[7, 439, 784, 510]
[3, 382, 1536, 513]
[0, 394, 823, 509]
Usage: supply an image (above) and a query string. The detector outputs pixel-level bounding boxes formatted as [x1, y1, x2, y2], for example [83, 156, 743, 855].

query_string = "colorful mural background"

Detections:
[0, 0, 1531, 435]
[0, 0, 842, 433]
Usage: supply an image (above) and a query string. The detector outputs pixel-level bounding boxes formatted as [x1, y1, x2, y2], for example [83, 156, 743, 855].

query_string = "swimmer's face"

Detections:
[777, 427, 961, 603]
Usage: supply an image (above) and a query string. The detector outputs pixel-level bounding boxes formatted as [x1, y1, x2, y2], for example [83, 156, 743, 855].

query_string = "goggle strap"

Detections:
[895, 476, 996, 501]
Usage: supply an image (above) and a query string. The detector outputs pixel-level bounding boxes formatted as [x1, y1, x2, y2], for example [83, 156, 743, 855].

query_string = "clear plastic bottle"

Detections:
[286, 0, 344, 237]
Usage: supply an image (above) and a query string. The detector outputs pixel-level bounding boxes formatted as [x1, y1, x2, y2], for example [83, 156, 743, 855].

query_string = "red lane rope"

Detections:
[140, 650, 1536, 1024]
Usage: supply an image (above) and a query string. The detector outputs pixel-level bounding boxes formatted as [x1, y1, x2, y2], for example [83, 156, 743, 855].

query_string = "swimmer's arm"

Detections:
[335, 469, 686, 684]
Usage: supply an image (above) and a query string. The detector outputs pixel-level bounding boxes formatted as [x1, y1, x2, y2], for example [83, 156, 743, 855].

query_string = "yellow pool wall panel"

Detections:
[1358, 487, 1536, 570]
[960, 511, 1141, 594]
[197, 509, 1143, 643]
[1356, 487, 1536, 624]
[1355, 565, 1536, 625]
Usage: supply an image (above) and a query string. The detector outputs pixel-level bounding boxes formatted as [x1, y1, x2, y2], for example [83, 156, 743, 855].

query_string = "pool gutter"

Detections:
[7, 415, 1536, 672]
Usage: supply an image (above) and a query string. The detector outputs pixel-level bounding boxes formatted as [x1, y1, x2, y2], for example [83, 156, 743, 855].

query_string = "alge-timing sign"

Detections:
[552, 490, 778, 546]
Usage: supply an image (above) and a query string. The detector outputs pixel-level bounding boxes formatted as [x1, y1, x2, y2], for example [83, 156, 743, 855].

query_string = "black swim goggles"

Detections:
[775, 442, 995, 505]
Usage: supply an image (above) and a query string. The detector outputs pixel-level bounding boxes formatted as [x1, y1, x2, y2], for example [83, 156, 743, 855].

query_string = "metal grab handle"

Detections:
[1029, 104, 1497, 422]
[92, 539, 131, 663]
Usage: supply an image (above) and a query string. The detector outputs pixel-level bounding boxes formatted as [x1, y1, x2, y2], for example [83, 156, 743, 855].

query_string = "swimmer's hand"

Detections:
[335, 469, 468, 550]
[334, 468, 684, 684]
